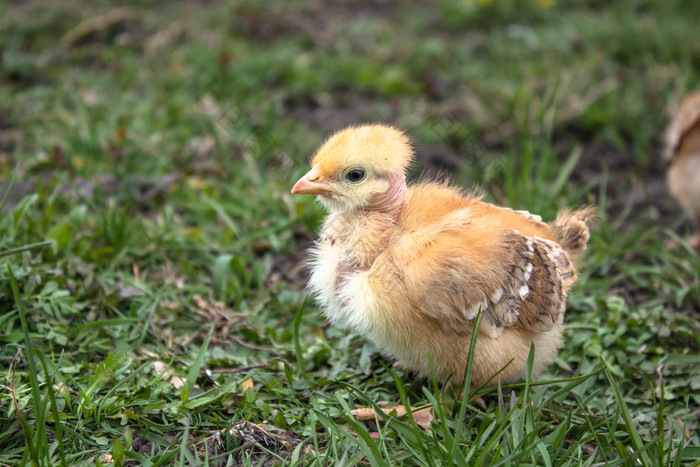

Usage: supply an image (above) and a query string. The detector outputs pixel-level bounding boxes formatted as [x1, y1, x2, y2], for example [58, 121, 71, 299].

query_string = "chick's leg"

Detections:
[352, 405, 435, 430]
[351, 392, 486, 430]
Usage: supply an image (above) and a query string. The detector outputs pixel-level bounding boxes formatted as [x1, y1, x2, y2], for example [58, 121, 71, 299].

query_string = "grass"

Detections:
[1, 0, 700, 464]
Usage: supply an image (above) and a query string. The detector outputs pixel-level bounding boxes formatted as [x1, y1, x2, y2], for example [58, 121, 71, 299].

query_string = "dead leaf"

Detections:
[186, 295, 252, 346]
[240, 377, 254, 392]
[142, 350, 187, 389]
[118, 284, 145, 299]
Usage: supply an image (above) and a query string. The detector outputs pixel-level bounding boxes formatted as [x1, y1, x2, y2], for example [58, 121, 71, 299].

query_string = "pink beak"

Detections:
[291, 168, 335, 196]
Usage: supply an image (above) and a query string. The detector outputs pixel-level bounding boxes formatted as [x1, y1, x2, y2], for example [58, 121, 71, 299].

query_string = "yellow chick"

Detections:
[664, 92, 700, 249]
[292, 124, 593, 389]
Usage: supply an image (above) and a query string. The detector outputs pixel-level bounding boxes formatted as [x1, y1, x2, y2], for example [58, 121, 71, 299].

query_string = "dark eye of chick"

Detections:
[345, 169, 365, 183]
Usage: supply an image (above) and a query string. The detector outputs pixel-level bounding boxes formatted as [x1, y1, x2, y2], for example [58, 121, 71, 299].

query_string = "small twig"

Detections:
[61, 7, 136, 47]
[203, 363, 269, 375]
[230, 335, 275, 351]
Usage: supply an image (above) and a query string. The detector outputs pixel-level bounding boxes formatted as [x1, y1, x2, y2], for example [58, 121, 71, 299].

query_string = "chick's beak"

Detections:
[291, 168, 335, 196]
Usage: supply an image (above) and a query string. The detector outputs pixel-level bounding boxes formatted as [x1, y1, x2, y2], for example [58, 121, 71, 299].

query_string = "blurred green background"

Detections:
[1, 0, 699, 465]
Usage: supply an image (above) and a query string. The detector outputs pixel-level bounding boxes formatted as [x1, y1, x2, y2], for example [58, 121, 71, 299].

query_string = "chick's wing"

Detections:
[392, 206, 576, 339]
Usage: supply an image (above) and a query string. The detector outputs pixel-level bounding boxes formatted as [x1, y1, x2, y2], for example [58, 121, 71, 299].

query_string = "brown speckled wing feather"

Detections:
[482, 233, 575, 338]
[409, 229, 576, 339]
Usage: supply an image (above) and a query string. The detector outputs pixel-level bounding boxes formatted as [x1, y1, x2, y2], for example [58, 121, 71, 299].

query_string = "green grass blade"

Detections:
[8, 265, 48, 466]
[550, 145, 582, 197]
[0, 241, 52, 259]
[183, 324, 214, 400]
[601, 355, 654, 467]
[335, 396, 390, 467]
[0, 167, 17, 212]
[451, 308, 484, 460]
[292, 297, 308, 377]
[178, 422, 191, 467]
[36, 352, 66, 467]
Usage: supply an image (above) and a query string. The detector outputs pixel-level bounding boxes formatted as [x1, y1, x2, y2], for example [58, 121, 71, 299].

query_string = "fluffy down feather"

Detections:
[293, 124, 593, 388]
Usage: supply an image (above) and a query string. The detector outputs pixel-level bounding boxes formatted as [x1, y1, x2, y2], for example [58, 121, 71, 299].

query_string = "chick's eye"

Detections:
[345, 169, 366, 183]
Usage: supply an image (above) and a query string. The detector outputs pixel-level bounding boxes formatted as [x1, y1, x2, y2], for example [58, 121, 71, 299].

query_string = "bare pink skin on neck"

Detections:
[366, 172, 407, 216]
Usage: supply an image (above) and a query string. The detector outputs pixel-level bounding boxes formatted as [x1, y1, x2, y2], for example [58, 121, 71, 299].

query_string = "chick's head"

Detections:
[292, 124, 413, 213]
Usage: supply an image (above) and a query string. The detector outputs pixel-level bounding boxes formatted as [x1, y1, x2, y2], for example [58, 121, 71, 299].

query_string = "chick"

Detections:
[664, 92, 700, 249]
[292, 124, 593, 390]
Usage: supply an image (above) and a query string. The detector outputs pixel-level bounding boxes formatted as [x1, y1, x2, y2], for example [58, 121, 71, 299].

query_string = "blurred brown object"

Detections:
[664, 92, 700, 249]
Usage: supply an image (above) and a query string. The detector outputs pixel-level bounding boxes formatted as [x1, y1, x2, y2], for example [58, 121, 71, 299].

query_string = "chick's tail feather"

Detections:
[551, 206, 597, 257]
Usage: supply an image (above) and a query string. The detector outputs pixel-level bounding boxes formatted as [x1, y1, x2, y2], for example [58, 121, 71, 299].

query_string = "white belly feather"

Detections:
[307, 240, 430, 371]
[308, 241, 378, 336]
